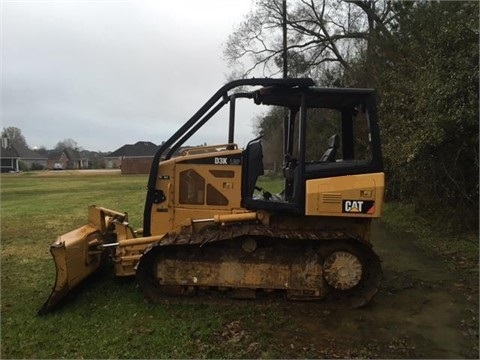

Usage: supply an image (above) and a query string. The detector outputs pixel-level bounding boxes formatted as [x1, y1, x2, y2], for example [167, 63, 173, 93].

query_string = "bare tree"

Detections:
[55, 138, 80, 150]
[1, 126, 28, 147]
[224, 0, 397, 83]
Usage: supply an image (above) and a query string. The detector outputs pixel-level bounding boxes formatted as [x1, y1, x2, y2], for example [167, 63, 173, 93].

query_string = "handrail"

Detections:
[180, 143, 238, 156]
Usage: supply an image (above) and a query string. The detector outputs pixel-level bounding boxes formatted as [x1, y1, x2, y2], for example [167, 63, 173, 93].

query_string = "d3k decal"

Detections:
[342, 200, 375, 214]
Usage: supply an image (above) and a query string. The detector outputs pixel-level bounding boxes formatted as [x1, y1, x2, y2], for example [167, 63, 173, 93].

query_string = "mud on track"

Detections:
[271, 221, 478, 358]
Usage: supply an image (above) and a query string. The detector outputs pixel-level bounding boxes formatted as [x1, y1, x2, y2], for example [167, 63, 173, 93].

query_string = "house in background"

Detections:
[104, 141, 160, 174]
[0, 138, 47, 172]
[1, 139, 19, 172]
[47, 148, 89, 170]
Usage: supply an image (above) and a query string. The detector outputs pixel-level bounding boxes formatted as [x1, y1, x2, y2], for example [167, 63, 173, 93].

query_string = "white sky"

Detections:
[1, 0, 265, 152]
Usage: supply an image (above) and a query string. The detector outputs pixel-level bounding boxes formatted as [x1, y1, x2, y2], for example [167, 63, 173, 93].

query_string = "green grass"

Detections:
[2, 172, 477, 359]
[382, 202, 478, 272]
[0, 172, 308, 359]
[256, 173, 284, 195]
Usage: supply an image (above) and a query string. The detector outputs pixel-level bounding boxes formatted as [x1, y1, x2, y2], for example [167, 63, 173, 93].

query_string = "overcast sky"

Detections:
[1, 0, 265, 152]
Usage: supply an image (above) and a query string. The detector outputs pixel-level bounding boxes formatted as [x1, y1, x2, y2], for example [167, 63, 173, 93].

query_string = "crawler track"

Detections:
[136, 224, 382, 308]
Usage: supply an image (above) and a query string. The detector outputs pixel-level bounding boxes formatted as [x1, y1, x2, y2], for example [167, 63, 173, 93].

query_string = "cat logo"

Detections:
[214, 157, 228, 165]
[342, 200, 375, 214]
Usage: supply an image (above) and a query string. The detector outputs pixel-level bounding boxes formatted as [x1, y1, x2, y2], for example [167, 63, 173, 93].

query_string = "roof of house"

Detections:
[0, 140, 47, 160]
[47, 150, 62, 161]
[64, 148, 82, 161]
[47, 148, 84, 161]
[1, 146, 18, 159]
[107, 141, 159, 158]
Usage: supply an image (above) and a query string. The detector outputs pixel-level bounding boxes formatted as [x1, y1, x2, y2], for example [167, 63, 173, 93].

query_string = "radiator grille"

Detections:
[321, 193, 342, 203]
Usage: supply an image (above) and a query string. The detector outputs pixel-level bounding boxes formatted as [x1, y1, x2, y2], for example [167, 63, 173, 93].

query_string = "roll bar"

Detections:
[143, 77, 314, 236]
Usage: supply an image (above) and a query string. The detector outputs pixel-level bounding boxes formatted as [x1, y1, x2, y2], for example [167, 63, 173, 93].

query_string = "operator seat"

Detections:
[243, 139, 264, 198]
[320, 134, 340, 162]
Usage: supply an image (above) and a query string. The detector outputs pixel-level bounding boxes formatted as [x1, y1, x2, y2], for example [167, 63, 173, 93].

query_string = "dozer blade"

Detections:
[38, 225, 105, 315]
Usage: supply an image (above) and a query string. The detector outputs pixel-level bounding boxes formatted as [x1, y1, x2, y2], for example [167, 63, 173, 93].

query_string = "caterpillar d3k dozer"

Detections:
[39, 78, 384, 315]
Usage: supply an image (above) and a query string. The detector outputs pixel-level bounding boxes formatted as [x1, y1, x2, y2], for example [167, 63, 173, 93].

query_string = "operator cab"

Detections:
[241, 86, 383, 214]
[144, 78, 383, 235]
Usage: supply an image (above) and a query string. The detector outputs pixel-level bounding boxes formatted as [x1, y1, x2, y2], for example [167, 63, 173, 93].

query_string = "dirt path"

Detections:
[274, 221, 479, 358]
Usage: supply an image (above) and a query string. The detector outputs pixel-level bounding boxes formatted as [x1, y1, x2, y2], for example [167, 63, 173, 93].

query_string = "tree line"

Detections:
[1, 126, 83, 153]
[224, 0, 479, 229]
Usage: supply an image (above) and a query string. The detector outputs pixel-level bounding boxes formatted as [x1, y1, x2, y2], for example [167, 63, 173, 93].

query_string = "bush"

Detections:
[18, 161, 28, 172]
[30, 163, 45, 171]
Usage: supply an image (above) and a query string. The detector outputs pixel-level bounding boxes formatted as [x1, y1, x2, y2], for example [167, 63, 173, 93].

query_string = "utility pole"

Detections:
[282, 0, 288, 78]
[282, 0, 290, 171]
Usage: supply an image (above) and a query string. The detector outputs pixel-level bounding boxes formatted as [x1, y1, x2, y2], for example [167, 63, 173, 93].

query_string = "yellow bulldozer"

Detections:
[39, 78, 384, 314]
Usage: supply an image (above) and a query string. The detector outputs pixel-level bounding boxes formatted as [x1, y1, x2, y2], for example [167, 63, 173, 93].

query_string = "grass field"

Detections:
[0, 171, 310, 359]
[2, 171, 477, 359]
